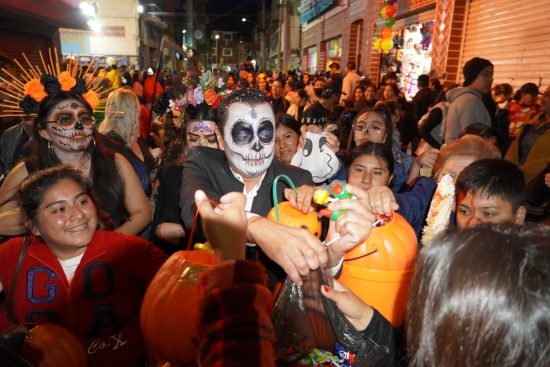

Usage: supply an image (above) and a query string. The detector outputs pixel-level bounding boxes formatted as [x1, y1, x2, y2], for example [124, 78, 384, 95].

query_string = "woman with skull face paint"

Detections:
[0, 91, 152, 237]
[151, 101, 220, 250]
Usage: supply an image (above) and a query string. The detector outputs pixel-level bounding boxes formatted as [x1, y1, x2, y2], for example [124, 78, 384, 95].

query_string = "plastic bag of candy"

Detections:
[271, 267, 388, 366]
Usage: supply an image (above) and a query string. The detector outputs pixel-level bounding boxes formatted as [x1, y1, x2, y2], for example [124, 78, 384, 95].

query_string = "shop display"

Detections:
[373, 0, 398, 52]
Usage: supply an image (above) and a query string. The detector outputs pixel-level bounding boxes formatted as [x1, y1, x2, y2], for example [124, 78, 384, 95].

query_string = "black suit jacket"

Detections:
[180, 146, 313, 229]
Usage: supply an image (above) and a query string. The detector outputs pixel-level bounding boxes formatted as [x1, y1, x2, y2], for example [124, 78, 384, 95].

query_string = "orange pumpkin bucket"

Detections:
[339, 212, 417, 327]
[266, 174, 321, 237]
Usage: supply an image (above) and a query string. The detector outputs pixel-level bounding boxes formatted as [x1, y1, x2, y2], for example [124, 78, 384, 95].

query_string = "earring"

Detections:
[47, 140, 54, 154]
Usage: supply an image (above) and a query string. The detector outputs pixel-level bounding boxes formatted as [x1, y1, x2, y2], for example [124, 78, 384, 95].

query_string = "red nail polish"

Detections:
[322, 285, 329, 292]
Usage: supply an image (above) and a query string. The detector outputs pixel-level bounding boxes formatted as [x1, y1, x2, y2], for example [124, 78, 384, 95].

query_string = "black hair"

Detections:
[456, 159, 525, 212]
[417, 74, 430, 88]
[461, 123, 498, 139]
[346, 105, 394, 158]
[347, 61, 356, 71]
[215, 88, 268, 129]
[31, 91, 128, 226]
[276, 113, 301, 136]
[186, 102, 217, 122]
[349, 141, 394, 174]
[17, 166, 113, 230]
[407, 223, 550, 367]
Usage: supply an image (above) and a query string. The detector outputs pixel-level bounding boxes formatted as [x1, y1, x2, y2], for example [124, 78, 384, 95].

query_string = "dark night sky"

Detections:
[207, 0, 271, 39]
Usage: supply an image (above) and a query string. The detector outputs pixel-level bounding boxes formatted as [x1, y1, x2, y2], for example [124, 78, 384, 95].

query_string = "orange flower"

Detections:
[58, 71, 77, 91]
[24, 78, 47, 102]
[204, 88, 218, 106]
[83, 90, 99, 109]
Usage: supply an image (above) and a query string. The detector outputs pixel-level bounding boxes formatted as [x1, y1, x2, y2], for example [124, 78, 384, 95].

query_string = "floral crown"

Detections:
[0, 49, 109, 118]
[161, 70, 227, 128]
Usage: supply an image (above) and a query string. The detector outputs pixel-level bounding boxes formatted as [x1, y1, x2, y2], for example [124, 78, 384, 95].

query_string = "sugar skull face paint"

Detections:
[43, 99, 95, 152]
[222, 102, 275, 177]
[186, 119, 218, 148]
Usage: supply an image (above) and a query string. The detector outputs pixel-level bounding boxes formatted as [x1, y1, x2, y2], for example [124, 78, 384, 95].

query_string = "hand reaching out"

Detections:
[284, 184, 315, 213]
[321, 278, 374, 331]
[194, 190, 247, 262]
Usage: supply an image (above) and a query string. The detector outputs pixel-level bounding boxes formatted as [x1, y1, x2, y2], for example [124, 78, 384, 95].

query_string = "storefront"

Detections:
[459, 0, 550, 90]
[325, 37, 342, 70]
[307, 46, 318, 73]
[378, 8, 436, 99]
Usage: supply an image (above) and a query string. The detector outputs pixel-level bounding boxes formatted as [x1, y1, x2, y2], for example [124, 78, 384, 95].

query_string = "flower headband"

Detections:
[162, 70, 228, 127]
[0, 49, 109, 118]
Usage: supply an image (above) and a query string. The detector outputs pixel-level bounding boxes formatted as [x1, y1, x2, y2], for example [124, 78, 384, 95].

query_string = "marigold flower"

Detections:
[23, 78, 47, 102]
[58, 71, 77, 91]
[83, 90, 99, 109]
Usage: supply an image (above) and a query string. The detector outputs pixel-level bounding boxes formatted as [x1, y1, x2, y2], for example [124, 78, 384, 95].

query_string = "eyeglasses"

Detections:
[354, 121, 386, 135]
[45, 116, 96, 128]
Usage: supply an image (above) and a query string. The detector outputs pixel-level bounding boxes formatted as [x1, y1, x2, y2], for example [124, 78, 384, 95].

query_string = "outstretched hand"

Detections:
[324, 184, 378, 261]
[321, 278, 374, 332]
[284, 184, 315, 213]
[194, 190, 247, 262]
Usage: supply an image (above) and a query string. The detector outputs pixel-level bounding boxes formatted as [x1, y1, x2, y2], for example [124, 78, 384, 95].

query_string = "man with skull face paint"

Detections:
[180, 89, 354, 285]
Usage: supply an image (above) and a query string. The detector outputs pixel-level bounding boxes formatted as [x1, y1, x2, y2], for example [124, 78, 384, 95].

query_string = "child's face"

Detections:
[456, 190, 525, 230]
[347, 154, 392, 191]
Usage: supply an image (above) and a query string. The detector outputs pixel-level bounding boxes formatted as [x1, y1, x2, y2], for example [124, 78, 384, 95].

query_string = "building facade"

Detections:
[299, 0, 550, 93]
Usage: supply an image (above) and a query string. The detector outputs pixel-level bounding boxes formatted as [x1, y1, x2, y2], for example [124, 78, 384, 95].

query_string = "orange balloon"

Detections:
[384, 5, 397, 17]
[381, 39, 394, 52]
[380, 28, 394, 40]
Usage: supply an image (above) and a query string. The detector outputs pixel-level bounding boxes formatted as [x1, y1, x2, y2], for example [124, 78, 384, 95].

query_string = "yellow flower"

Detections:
[58, 71, 77, 91]
[83, 90, 99, 109]
[24, 78, 47, 102]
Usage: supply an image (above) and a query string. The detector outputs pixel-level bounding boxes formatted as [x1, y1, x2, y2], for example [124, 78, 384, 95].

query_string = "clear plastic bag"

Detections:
[271, 267, 389, 366]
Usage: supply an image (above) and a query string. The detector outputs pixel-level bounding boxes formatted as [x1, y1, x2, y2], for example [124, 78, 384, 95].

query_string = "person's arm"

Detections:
[0, 162, 28, 236]
[114, 153, 152, 234]
[418, 108, 443, 149]
[406, 148, 439, 184]
[179, 148, 223, 229]
[321, 279, 400, 366]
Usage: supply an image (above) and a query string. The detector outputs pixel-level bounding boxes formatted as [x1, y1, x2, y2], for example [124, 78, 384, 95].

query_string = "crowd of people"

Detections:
[0, 52, 548, 367]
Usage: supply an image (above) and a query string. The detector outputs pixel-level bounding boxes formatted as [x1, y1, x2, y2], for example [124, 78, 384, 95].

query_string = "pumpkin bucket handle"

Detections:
[186, 197, 220, 258]
[272, 174, 299, 222]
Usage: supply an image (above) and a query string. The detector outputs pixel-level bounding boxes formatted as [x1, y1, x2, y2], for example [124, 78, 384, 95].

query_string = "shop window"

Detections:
[379, 21, 434, 100]
[222, 48, 232, 57]
[325, 37, 342, 71]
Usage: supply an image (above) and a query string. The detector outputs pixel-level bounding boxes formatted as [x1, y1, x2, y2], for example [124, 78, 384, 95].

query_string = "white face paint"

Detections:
[222, 102, 275, 177]
[43, 99, 95, 152]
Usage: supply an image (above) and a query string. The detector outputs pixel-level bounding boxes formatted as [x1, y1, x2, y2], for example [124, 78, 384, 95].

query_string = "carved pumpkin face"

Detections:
[267, 201, 321, 238]
[20, 324, 88, 367]
[344, 211, 417, 270]
[140, 250, 216, 365]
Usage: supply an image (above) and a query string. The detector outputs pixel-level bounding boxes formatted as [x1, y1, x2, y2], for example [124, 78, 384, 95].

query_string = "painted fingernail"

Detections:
[322, 285, 329, 292]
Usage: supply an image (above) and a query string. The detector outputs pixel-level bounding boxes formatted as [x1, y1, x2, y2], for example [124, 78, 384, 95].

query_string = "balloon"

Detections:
[381, 39, 394, 52]
[374, 38, 382, 50]
[376, 19, 386, 28]
[384, 18, 396, 27]
[377, 0, 387, 7]
[386, 0, 397, 5]
[380, 28, 394, 40]
[378, 8, 385, 18]
[385, 5, 397, 17]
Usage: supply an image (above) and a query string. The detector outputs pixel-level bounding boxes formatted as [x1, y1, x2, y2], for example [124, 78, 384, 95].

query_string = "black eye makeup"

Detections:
[231, 120, 254, 145]
[258, 120, 274, 144]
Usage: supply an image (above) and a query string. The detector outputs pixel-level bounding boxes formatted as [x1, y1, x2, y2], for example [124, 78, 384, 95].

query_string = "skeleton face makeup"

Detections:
[43, 99, 95, 152]
[222, 102, 275, 177]
[186, 120, 218, 149]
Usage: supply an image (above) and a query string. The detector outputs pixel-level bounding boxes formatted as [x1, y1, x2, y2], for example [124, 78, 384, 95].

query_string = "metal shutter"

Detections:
[459, 0, 550, 90]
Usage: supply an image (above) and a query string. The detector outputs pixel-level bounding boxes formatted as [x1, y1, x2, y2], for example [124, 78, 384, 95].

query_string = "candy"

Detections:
[314, 189, 331, 205]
